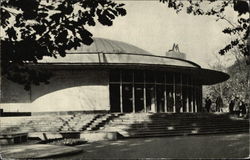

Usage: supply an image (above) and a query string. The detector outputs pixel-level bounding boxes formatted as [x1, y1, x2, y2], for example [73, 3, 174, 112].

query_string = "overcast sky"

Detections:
[87, 1, 238, 68]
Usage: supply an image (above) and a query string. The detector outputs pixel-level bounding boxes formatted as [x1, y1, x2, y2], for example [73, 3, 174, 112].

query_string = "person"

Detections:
[167, 93, 174, 112]
[215, 96, 223, 112]
[205, 96, 212, 112]
[239, 99, 246, 118]
[234, 97, 240, 117]
[175, 93, 182, 113]
[229, 97, 235, 114]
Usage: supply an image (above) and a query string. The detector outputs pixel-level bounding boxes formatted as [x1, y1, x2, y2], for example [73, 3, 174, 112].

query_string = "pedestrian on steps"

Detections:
[229, 97, 235, 114]
[216, 96, 223, 112]
[205, 96, 212, 113]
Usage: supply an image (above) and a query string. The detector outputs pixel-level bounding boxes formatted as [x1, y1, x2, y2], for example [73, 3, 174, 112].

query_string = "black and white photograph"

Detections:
[0, 0, 249, 159]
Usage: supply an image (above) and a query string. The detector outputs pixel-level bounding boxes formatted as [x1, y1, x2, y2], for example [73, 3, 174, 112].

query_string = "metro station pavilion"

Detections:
[1, 38, 229, 113]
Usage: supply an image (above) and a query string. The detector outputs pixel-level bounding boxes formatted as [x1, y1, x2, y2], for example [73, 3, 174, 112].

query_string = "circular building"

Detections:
[0, 38, 229, 113]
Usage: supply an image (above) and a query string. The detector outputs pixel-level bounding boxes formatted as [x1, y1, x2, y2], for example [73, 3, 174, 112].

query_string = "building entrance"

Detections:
[122, 84, 133, 112]
[109, 70, 201, 113]
[135, 84, 144, 112]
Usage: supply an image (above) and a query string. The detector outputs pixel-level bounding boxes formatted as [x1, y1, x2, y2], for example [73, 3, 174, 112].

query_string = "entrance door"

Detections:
[157, 85, 165, 112]
[135, 84, 144, 112]
[122, 84, 133, 112]
[146, 84, 156, 113]
[166, 85, 174, 112]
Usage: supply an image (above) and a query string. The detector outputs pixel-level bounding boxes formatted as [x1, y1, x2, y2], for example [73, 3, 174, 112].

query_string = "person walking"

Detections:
[216, 96, 223, 112]
[205, 96, 212, 112]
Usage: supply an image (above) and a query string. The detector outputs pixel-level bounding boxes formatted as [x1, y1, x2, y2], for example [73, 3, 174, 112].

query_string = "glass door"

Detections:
[122, 84, 133, 112]
[135, 84, 144, 112]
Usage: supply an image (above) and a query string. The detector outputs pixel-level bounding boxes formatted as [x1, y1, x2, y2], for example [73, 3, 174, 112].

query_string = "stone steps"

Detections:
[102, 113, 249, 138]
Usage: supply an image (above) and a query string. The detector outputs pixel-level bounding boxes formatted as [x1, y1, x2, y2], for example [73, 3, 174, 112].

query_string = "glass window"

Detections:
[165, 72, 173, 84]
[110, 84, 120, 112]
[110, 70, 120, 82]
[182, 74, 188, 86]
[135, 84, 144, 112]
[122, 70, 133, 82]
[188, 76, 193, 86]
[175, 72, 181, 84]
[145, 71, 155, 83]
[175, 85, 182, 113]
[166, 85, 174, 112]
[134, 70, 144, 83]
[155, 71, 165, 83]
[156, 85, 165, 112]
[146, 84, 155, 112]
[122, 84, 133, 112]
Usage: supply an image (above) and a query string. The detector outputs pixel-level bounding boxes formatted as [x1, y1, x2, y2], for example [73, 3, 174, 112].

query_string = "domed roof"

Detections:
[41, 37, 199, 68]
[68, 37, 152, 55]
[38, 37, 229, 85]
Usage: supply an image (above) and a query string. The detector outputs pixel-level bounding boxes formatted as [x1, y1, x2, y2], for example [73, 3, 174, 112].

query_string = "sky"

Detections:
[87, 1, 238, 69]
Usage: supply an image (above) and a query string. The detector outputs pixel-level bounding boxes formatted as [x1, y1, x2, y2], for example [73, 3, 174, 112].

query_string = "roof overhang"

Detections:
[32, 62, 229, 85]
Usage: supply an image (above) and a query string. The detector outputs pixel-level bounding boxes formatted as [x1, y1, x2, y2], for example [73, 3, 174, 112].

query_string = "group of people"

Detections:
[205, 95, 248, 118]
[229, 96, 247, 118]
[205, 96, 224, 113]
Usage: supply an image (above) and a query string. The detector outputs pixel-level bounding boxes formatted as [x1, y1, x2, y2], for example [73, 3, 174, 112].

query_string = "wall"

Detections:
[0, 69, 110, 112]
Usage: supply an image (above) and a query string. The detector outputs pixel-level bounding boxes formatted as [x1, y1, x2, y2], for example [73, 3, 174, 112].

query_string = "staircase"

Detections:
[102, 113, 249, 138]
[81, 113, 123, 131]
[57, 113, 124, 132]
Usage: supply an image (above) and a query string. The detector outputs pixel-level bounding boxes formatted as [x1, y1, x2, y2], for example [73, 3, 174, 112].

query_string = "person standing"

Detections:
[216, 96, 223, 112]
[175, 93, 182, 113]
[205, 96, 212, 112]
[239, 99, 247, 118]
[229, 97, 235, 114]
[234, 97, 240, 117]
[167, 93, 174, 112]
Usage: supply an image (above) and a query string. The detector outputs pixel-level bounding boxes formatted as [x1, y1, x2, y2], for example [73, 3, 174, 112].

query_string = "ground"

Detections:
[1, 133, 249, 159]
[56, 133, 249, 159]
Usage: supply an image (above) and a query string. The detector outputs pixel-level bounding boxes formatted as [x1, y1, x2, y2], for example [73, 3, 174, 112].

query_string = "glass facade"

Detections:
[109, 70, 202, 113]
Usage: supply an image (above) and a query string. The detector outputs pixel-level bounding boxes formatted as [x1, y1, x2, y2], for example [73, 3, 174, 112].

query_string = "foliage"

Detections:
[1, 0, 126, 90]
[160, 0, 249, 64]
[204, 59, 250, 105]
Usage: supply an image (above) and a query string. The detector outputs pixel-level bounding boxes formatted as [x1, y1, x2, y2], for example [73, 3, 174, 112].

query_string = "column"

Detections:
[190, 79, 194, 113]
[154, 74, 157, 113]
[143, 71, 147, 112]
[164, 72, 167, 113]
[186, 84, 189, 112]
[120, 71, 123, 113]
[132, 71, 135, 113]
[200, 86, 203, 112]
[194, 86, 197, 113]
[192, 86, 195, 113]
[173, 73, 176, 113]
[180, 73, 183, 113]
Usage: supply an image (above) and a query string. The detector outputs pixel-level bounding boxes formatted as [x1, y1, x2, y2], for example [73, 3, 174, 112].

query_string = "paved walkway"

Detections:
[0, 144, 82, 159]
[57, 133, 249, 159]
[1, 133, 249, 159]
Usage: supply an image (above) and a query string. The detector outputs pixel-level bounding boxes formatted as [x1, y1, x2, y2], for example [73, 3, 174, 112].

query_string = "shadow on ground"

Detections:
[54, 133, 249, 159]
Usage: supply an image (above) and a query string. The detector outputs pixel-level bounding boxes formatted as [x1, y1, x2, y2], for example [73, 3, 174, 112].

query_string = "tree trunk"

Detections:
[245, 65, 250, 104]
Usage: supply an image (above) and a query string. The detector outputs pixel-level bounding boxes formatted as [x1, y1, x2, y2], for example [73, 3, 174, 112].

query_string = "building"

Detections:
[0, 38, 229, 113]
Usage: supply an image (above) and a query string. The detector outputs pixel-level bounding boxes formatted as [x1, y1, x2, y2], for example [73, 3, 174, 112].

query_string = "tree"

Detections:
[160, 0, 249, 64]
[204, 54, 250, 107]
[1, 0, 126, 90]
